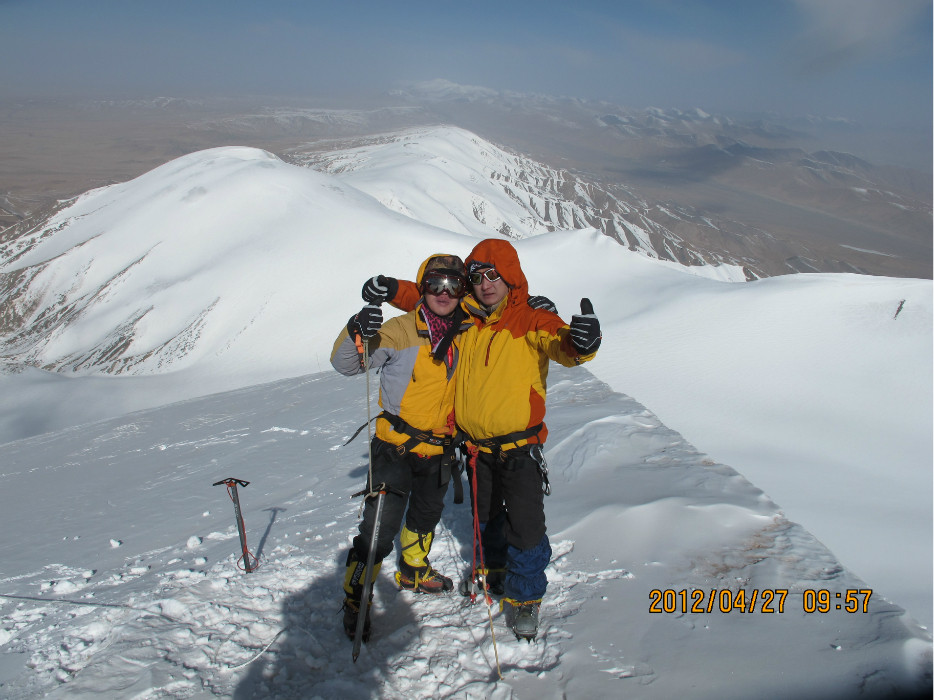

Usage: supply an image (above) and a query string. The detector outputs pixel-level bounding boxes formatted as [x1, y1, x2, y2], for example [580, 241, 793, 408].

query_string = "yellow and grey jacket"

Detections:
[331, 298, 472, 457]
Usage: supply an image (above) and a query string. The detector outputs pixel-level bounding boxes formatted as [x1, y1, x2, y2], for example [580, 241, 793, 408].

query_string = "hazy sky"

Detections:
[1, 0, 931, 132]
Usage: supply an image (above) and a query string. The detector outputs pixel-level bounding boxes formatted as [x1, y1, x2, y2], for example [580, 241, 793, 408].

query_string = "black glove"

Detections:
[528, 295, 558, 314]
[361, 275, 399, 304]
[569, 298, 601, 353]
[348, 304, 382, 339]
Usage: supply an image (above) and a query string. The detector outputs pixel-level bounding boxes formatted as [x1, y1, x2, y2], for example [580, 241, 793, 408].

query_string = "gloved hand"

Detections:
[348, 304, 383, 339]
[527, 295, 558, 314]
[361, 275, 399, 304]
[569, 298, 601, 353]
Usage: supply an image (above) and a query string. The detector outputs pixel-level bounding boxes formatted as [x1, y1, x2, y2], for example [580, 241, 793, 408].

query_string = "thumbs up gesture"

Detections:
[569, 298, 601, 353]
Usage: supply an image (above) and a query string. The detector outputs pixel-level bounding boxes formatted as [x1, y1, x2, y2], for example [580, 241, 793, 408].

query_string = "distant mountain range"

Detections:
[1, 81, 930, 279]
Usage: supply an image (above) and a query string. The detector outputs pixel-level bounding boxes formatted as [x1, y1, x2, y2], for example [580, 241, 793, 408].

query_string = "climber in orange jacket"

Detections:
[361, 238, 601, 639]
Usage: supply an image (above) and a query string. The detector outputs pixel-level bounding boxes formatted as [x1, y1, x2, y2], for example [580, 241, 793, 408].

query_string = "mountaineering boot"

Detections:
[395, 526, 453, 594]
[458, 567, 506, 597]
[513, 604, 539, 640]
[342, 597, 371, 641]
[341, 549, 381, 641]
[462, 512, 508, 597]
[505, 599, 540, 641]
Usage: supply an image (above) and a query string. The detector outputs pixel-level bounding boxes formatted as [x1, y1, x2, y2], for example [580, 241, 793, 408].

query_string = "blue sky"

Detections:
[1, 0, 930, 133]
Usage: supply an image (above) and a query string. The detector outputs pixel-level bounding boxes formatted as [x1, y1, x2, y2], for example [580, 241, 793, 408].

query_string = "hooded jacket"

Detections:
[389, 239, 597, 449]
[331, 254, 472, 456]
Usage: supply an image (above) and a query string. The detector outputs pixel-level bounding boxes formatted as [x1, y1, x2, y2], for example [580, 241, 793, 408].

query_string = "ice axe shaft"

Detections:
[353, 488, 386, 662]
[213, 477, 255, 573]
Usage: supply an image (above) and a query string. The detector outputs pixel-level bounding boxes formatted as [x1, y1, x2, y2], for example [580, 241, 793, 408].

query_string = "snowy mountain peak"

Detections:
[288, 126, 752, 274]
[292, 125, 577, 240]
[0, 145, 453, 380]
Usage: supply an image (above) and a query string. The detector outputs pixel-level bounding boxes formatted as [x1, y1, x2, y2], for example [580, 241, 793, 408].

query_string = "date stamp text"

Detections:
[649, 588, 873, 614]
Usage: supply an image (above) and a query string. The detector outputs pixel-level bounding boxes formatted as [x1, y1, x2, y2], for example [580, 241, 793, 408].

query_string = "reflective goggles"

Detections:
[468, 268, 501, 285]
[421, 271, 467, 298]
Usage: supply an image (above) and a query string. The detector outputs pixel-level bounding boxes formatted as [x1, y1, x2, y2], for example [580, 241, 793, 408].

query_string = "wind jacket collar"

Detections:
[464, 294, 507, 324]
[415, 298, 473, 330]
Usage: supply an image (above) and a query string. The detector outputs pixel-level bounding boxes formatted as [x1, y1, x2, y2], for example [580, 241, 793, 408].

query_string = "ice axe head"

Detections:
[213, 477, 250, 488]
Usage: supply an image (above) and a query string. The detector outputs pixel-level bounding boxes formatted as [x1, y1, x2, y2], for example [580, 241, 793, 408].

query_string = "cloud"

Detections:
[792, 0, 930, 75]
[604, 22, 746, 75]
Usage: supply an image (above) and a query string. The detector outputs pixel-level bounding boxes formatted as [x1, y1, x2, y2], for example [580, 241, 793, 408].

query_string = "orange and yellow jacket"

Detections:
[391, 239, 598, 451]
[331, 256, 472, 457]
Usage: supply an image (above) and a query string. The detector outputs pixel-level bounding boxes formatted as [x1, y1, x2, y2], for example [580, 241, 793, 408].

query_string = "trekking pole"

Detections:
[212, 477, 258, 573]
[354, 335, 376, 500]
[352, 484, 387, 662]
[349, 334, 386, 661]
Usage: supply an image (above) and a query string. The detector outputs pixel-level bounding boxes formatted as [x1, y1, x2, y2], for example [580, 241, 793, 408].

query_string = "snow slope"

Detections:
[0, 367, 929, 699]
[514, 230, 933, 629]
[0, 137, 931, 697]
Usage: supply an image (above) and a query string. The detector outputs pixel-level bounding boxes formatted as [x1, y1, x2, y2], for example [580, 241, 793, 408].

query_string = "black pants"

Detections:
[352, 437, 452, 562]
[469, 445, 551, 601]
[470, 445, 546, 552]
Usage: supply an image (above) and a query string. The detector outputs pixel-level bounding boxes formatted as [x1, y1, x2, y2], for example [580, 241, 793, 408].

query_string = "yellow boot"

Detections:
[395, 526, 453, 594]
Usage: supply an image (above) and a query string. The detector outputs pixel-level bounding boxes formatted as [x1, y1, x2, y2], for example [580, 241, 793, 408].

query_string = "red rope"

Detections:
[467, 444, 492, 604]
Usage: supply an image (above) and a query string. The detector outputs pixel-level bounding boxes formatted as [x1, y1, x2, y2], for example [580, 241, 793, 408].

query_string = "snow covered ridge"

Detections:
[0, 367, 929, 698]
[289, 126, 752, 275]
[0, 145, 460, 379]
[0, 136, 743, 381]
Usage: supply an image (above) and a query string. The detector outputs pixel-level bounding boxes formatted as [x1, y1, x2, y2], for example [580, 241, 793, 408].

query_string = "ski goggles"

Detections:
[468, 268, 502, 285]
[421, 271, 467, 298]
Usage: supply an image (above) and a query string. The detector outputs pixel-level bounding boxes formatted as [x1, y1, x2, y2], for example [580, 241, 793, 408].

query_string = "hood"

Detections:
[415, 253, 466, 286]
[413, 253, 470, 324]
[465, 239, 529, 307]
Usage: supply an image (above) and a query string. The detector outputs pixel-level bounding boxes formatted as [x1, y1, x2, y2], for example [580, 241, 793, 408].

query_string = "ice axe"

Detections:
[349, 481, 406, 662]
[213, 477, 258, 573]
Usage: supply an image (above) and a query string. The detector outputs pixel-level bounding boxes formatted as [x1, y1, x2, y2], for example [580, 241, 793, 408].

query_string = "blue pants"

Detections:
[471, 446, 552, 602]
